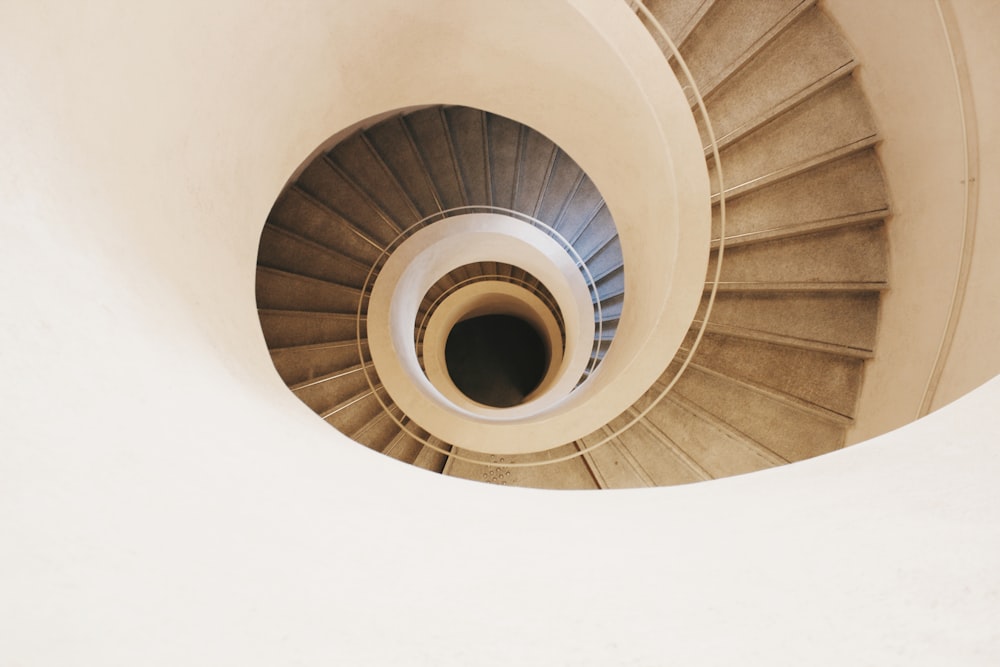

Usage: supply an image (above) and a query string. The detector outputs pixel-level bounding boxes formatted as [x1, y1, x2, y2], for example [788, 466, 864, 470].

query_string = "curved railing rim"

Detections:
[354, 204, 606, 446]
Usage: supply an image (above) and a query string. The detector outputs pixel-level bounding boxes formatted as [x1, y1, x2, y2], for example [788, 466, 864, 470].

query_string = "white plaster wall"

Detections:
[2, 1, 998, 665]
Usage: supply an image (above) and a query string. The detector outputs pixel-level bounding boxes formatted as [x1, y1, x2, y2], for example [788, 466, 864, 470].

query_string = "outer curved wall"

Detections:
[823, 0, 1000, 441]
[1, 1, 998, 665]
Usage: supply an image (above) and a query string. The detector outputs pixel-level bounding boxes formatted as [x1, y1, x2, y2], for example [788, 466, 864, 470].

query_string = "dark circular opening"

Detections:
[444, 314, 549, 408]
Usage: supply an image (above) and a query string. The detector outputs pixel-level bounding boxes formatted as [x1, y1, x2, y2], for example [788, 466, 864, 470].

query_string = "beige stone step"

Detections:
[349, 407, 404, 453]
[258, 309, 361, 349]
[443, 106, 490, 206]
[255, 266, 366, 313]
[581, 418, 709, 487]
[680, 0, 813, 97]
[684, 333, 864, 418]
[323, 385, 390, 436]
[412, 436, 452, 473]
[536, 151, 587, 225]
[269, 187, 382, 265]
[486, 112, 520, 210]
[512, 127, 557, 216]
[403, 107, 466, 211]
[640, 0, 716, 47]
[296, 156, 401, 244]
[694, 291, 878, 352]
[630, 390, 781, 479]
[365, 116, 443, 218]
[269, 340, 369, 386]
[258, 224, 370, 289]
[292, 364, 373, 416]
[382, 422, 433, 465]
[709, 77, 878, 196]
[698, 7, 855, 149]
[671, 363, 845, 461]
[712, 148, 888, 241]
[328, 131, 423, 229]
[710, 223, 888, 285]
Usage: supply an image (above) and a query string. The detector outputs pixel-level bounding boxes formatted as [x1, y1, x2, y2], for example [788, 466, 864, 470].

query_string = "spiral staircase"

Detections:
[6, 0, 1000, 663]
[256, 0, 889, 490]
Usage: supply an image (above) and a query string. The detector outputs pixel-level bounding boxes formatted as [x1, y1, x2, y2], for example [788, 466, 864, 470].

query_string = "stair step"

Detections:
[258, 224, 370, 289]
[706, 280, 887, 293]
[293, 364, 373, 415]
[570, 204, 615, 256]
[295, 156, 400, 245]
[693, 290, 879, 352]
[712, 148, 887, 239]
[328, 132, 422, 230]
[640, 0, 716, 49]
[676, 0, 808, 93]
[598, 292, 624, 320]
[536, 151, 587, 226]
[583, 420, 707, 487]
[554, 175, 605, 243]
[672, 363, 845, 461]
[256, 266, 367, 313]
[269, 340, 369, 386]
[258, 309, 361, 349]
[691, 321, 873, 359]
[324, 386, 390, 436]
[710, 223, 888, 284]
[583, 234, 624, 280]
[380, 421, 421, 461]
[699, 6, 854, 147]
[269, 187, 383, 265]
[578, 428, 653, 489]
[712, 209, 888, 249]
[513, 128, 557, 217]
[350, 406, 404, 453]
[412, 436, 452, 473]
[404, 108, 466, 211]
[706, 61, 857, 156]
[709, 78, 879, 199]
[444, 106, 490, 206]
[365, 116, 443, 218]
[687, 332, 863, 417]
[678, 334, 863, 425]
[628, 393, 779, 479]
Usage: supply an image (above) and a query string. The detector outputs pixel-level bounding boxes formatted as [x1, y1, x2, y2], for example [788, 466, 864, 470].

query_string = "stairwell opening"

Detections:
[444, 314, 549, 408]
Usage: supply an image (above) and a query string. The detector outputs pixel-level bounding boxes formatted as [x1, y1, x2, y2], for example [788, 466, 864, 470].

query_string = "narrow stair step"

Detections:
[256, 266, 367, 313]
[258, 309, 361, 349]
[258, 224, 371, 289]
[672, 363, 846, 461]
[269, 339, 370, 386]
[694, 290, 879, 352]
[328, 132, 422, 230]
[269, 187, 383, 265]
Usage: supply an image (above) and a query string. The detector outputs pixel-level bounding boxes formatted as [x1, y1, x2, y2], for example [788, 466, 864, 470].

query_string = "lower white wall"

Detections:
[2, 1, 998, 665]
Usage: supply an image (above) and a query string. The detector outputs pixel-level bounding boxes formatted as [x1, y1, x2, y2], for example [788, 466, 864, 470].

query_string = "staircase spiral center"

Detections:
[445, 314, 549, 408]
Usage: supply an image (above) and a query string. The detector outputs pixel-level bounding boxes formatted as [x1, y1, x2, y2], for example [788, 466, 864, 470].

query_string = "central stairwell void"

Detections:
[256, 0, 890, 490]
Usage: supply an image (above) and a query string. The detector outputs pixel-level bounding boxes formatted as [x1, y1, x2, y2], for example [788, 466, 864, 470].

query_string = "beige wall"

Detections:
[823, 0, 1000, 441]
[930, 0, 1000, 410]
